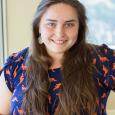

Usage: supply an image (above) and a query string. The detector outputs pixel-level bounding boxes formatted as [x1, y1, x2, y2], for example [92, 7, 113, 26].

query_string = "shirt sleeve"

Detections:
[0, 47, 28, 93]
[95, 44, 115, 91]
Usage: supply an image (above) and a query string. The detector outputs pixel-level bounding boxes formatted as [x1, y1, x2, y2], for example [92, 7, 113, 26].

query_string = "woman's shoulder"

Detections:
[90, 44, 115, 91]
[89, 43, 115, 59]
[0, 47, 29, 92]
[1, 47, 29, 70]
[6, 47, 29, 64]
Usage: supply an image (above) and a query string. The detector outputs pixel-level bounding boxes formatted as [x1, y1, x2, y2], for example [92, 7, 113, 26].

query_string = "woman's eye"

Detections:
[47, 23, 56, 28]
[65, 23, 74, 27]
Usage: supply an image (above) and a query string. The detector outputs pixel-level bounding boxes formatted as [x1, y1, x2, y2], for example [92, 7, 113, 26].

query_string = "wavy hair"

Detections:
[22, 0, 98, 115]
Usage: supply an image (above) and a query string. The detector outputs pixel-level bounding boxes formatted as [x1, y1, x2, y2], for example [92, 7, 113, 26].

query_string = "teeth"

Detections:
[52, 40, 66, 44]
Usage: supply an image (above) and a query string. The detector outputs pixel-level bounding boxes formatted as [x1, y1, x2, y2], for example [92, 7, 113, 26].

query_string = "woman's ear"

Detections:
[39, 28, 41, 34]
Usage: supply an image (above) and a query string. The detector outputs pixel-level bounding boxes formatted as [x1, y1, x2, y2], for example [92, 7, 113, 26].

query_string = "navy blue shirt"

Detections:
[0, 44, 115, 115]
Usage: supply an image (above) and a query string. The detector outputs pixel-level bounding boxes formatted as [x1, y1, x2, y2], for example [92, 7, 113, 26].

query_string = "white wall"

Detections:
[7, 0, 40, 54]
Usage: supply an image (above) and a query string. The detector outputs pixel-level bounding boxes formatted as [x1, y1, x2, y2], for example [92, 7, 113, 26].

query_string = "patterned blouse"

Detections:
[0, 44, 115, 115]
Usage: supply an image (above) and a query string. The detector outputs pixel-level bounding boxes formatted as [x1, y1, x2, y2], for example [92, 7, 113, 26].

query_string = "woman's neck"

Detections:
[49, 53, 64, 69]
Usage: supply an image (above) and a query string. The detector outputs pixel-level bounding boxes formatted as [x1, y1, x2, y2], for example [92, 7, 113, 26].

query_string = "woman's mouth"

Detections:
[51, 39, 67, 45]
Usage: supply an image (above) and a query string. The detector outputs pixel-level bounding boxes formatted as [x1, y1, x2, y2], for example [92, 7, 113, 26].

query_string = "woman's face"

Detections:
[39, 3, 79, 56]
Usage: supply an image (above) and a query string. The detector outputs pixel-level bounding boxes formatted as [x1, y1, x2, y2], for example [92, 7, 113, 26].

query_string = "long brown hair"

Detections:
[22, 0, 98, 115]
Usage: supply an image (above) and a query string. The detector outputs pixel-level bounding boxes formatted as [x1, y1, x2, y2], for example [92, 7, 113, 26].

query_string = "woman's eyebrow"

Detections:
[46, 19, 57, 22]
[65, 19, 77, 23]
[46, 19, 77, 22]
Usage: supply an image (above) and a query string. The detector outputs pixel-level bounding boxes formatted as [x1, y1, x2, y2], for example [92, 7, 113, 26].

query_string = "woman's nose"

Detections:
[54, 25, 65, 38]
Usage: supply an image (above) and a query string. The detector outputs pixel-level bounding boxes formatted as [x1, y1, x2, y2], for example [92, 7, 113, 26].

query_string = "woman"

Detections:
[0, 0, 115, 115]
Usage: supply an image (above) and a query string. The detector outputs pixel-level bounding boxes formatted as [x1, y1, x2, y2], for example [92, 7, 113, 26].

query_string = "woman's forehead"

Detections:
[40, 3, 78, 22]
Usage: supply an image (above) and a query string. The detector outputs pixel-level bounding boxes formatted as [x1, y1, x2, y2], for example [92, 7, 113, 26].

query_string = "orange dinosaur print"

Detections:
[53, 83, 62, 91]
[49, 77, 57, 82]
[19, 73, 24, 83]
[6, 69, 10, 75]
[112, 76, 115, 80]
[13, 66, 18, 78]
[99, 56, 108, 62]
[102, 65, 108, 76]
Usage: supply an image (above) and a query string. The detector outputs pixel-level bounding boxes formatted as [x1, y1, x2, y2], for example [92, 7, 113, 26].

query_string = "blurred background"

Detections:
[0, 0, 115, 114]
[80, 0, 115, 49]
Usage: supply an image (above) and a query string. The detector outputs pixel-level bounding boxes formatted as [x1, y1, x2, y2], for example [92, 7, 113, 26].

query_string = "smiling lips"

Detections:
[51, 39, 67, 45]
